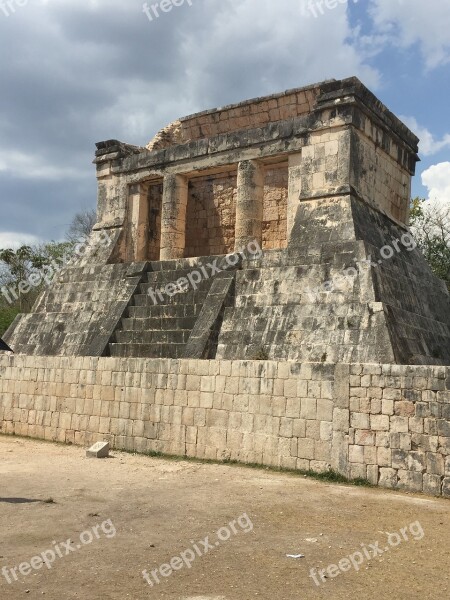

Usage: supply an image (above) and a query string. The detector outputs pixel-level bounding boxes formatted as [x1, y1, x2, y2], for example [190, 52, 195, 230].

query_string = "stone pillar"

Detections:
[160, 174, 188, 260]
[127, 184, 149, 262]
[288, 153, 302, 242]
[234, 160, 264, 252]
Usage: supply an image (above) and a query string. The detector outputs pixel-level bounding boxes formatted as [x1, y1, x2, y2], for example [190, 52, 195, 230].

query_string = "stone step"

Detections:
[244, 242, 361, 268]
[143, 266, 218, 281]
[145, 254, 230, 273]
[126, 305, 201, 319]
[120, 316, 197, 331]
[139, 277, 213, 296]
[57, 264, 129, 284]
[109, 342, 186, 358]
[132, 291, 209, 307]
[114, 330, 191, 344]
[233, 290, 353, 308]
[222, 302, 366, 319]
[220, 310, 364, 333]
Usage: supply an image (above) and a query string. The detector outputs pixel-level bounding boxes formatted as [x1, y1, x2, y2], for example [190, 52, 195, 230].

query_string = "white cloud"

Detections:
[421, 162, 450, 209]
[0, 232, 42, 249]
[400, 116, 450, 156]
[370, 0, 450, 69]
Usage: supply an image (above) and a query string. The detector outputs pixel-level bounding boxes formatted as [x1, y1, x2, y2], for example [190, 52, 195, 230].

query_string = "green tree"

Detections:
[0, 242, 71, 313]
[409, 197, 450, 290]
[0, 210, 95, 335]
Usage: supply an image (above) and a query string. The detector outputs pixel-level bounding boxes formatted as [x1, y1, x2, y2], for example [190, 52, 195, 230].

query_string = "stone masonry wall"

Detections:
[0, 356, 448, 498]
[263, 165, 288, 250]
[351, 128, 411, 224]
[147, 86, 320, 150]
[185, 171, 237, 258]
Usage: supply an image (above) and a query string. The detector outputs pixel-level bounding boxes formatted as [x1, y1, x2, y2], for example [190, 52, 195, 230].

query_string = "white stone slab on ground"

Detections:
[86, 441, 110, 458]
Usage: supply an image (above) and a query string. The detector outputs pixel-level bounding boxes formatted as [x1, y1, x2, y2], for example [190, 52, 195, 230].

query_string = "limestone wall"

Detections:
[263, 165, 288, 250]
[0, 355, 448, 498]
[185, 171, 237, 258]
[147, 86, 320, 150]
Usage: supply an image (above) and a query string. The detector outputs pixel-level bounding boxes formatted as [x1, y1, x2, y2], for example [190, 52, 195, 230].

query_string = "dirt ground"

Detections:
[0, 435, 449, 600]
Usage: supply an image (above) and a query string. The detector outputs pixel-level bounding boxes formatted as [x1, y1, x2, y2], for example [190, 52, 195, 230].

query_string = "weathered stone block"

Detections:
[397, 470, 423, 492]
[297, 438, 315, 460]
[86, 441, 110, 458]
[370, 414, 389, 431]
[333, 408, 349, 432]
[443, 478, 450, 498]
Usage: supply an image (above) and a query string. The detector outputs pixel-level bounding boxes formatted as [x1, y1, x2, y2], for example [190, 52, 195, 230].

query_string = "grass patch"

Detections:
[0, 432, 372, 489]
[119, 447, 372, 488]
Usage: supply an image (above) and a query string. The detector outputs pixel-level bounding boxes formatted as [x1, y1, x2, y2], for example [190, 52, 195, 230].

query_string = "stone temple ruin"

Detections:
[1, 78, 450, 498]
[5, 77, 450, 364]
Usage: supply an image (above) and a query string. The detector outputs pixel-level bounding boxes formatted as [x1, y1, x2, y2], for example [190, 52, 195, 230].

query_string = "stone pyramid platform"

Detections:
[4, 77, 450, 365]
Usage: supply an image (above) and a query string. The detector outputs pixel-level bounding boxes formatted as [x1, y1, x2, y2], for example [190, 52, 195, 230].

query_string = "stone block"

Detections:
[390, 416, 409, 433]
[320, 421, 333, 441]
[300, 398, 317, 420]
[394, 401, 416, 416]
[426, 452, 445, 475]
[350, 412, 370, 429]
[382, 399, 394, 415]
[443, 478, 450, 498]
[355, 429, 375, 446]
[370, 414, 389, 431]
[379, 468, 397, 489]
[297, 438, 315, 460]
[377, 447, 391, 467]
[316, 398, 333, 421]
[86, 441, 110, 458]
[333, 408, 349, 432]
[349, 463, 367, 480]
[423, 474, 442, 496]
[397, 470, 423, 493]
[367, 464, 379, 485]
[349, 445, 364, 464]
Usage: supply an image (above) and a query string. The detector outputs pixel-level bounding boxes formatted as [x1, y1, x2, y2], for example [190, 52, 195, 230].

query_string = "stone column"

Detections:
[234, 160, 264, 252]
[288, 153, 302, 242]
[160, 174, 188, 260]
[127, 184, 149, 262]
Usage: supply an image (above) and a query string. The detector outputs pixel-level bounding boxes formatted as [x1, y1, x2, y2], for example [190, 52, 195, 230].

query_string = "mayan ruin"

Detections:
[2, 1, 450, 597]
[0, 76, 447, 506]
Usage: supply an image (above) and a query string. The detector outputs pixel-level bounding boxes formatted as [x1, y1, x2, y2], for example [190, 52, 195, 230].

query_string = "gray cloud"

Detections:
[0, 0, 380, 244]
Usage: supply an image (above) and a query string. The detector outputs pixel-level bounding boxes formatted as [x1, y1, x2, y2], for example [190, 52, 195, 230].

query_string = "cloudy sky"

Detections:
[0, 0, 449, 247]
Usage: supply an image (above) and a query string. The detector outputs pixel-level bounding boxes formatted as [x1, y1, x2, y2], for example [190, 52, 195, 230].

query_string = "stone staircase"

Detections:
[3, 263, 138, 356]
[109, 257, 237, 358]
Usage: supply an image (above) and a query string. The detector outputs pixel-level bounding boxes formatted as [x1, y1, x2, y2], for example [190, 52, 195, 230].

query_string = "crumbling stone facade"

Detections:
[5, 77, 450, 365]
